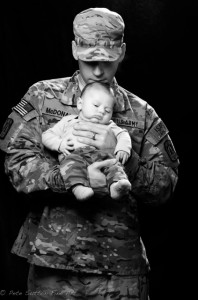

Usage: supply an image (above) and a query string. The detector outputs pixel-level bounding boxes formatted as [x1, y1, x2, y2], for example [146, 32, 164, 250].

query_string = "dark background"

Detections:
[0, 0, 196, 299]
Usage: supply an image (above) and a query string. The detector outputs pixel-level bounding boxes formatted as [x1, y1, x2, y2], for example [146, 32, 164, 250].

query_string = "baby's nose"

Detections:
[98, 107, 105, 114]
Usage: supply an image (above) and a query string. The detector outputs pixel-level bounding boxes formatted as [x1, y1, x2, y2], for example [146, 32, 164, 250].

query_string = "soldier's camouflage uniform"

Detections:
[0, 70, 179, 299]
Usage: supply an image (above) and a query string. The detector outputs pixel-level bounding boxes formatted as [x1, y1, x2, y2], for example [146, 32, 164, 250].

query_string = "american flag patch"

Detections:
[13, 99, 34, 116]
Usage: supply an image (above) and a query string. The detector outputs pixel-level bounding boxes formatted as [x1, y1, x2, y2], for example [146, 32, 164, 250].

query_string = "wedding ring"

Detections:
[92, 133, 96, 140]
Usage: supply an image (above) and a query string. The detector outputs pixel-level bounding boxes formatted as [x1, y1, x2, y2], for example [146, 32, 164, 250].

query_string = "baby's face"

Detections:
[78, 86, 114, 124]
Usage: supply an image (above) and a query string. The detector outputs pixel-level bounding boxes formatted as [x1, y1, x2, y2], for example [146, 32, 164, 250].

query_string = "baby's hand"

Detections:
[59, 138, 74, 156]
[116, 151, 129, 165]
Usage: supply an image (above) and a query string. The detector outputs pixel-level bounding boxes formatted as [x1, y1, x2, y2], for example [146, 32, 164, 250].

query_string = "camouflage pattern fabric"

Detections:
[0, 71, 179, 277]
[28, 264, 149, 300]
[73, 8, 125, 61]
[59, 146, 128, 190]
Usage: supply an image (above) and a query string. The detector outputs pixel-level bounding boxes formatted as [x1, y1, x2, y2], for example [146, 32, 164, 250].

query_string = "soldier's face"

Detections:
[78, 60, 120, 85]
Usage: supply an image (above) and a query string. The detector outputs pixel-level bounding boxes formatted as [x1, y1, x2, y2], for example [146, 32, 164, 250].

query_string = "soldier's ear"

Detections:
[72, 41, 78, 60]
[119, 43, 126, 63]
[77, 97, 83, 110]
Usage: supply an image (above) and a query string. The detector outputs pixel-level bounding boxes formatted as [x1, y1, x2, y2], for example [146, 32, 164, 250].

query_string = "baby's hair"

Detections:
[80, 82, 115, 99]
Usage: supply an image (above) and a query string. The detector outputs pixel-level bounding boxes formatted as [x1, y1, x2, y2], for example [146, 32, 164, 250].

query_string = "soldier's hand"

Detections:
[88, 158, 117, 189]
[73, 122, 116, 153]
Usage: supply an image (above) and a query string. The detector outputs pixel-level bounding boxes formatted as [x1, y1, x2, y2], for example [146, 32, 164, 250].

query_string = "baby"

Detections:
[42, 82, 132, 200]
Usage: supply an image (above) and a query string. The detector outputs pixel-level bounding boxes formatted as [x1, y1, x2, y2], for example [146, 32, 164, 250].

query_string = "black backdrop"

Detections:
[0, 1, 196, 299]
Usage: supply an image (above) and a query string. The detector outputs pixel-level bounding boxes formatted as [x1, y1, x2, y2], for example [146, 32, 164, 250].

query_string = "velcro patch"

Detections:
[146, 119, 168, 145]
[164, 140, 178, 162]
[0, 118, 13, 139]
[0, 112, 26, 152]
[13, 99, 34, 117]
[13, 99, 38, 121]
[43, 98, 78, 119]
[112, 117, 144, 129]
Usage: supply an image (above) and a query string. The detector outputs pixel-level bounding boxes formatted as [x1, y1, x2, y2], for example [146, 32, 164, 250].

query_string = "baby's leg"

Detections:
[110, 179, 131, 200]
[104, 161, 131, 200]
[60, 152, 94, 201]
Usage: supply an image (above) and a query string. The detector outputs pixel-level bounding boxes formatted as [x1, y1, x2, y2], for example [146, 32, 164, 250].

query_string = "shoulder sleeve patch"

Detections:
[13, 99, 39, 121]
[0, 118, 13, 139]
[0, 112, 26, 152]
[164, 140, 178, 162]
[146, 119, 169, 145]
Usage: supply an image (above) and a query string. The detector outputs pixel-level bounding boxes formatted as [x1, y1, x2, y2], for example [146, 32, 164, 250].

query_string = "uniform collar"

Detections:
[61, 71, 81, 106]
[61, 70, 126, 112]
[110, 77, 126, 112]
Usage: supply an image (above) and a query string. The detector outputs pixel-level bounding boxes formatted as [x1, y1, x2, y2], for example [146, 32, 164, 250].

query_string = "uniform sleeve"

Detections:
[0, 85, 66, 194]
[125, 104, 179, 206]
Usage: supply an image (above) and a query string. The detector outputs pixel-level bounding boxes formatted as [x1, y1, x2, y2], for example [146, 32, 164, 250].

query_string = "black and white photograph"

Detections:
[0, 1, 196, 299]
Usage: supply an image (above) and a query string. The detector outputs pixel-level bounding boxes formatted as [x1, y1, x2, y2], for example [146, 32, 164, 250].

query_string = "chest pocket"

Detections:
[112, 116, 144, 155]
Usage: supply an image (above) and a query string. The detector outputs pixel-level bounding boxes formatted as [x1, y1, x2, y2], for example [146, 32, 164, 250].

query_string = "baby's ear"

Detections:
[77, 97, 83, 110]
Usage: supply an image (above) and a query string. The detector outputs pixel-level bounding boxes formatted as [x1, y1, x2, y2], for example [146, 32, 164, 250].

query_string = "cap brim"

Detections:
[76, 45, 122, 61]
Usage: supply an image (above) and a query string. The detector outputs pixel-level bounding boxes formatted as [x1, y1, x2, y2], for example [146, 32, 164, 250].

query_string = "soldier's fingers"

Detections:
[92, 159, 117, 170]
[73, 122, 107, 134]
[67, 141, 74, 146]
[66, 145, 74, 150]
[76, 137, 107, 150]
[73, 130, 97, 139]
[63, 149, 71, 155]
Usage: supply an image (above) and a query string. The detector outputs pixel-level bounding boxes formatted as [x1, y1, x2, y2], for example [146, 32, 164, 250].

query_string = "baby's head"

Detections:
[77, 82, 115, 124]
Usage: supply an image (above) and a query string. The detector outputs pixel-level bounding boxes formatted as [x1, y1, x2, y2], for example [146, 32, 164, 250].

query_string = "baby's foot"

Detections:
[72, 185, 94, 201]
[110, 179, 131, 200]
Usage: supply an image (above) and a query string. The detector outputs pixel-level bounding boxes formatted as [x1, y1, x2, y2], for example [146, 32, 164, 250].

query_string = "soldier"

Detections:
[0, 7, 179, 300]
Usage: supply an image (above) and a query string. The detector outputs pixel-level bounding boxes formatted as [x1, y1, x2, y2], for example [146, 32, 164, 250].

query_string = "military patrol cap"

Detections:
[73, 7, 125, 61]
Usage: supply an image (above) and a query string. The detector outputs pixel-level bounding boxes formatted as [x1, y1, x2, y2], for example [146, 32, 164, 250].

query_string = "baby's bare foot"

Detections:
[72, 185, 94, 201]
[110, 179, 131, 200]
